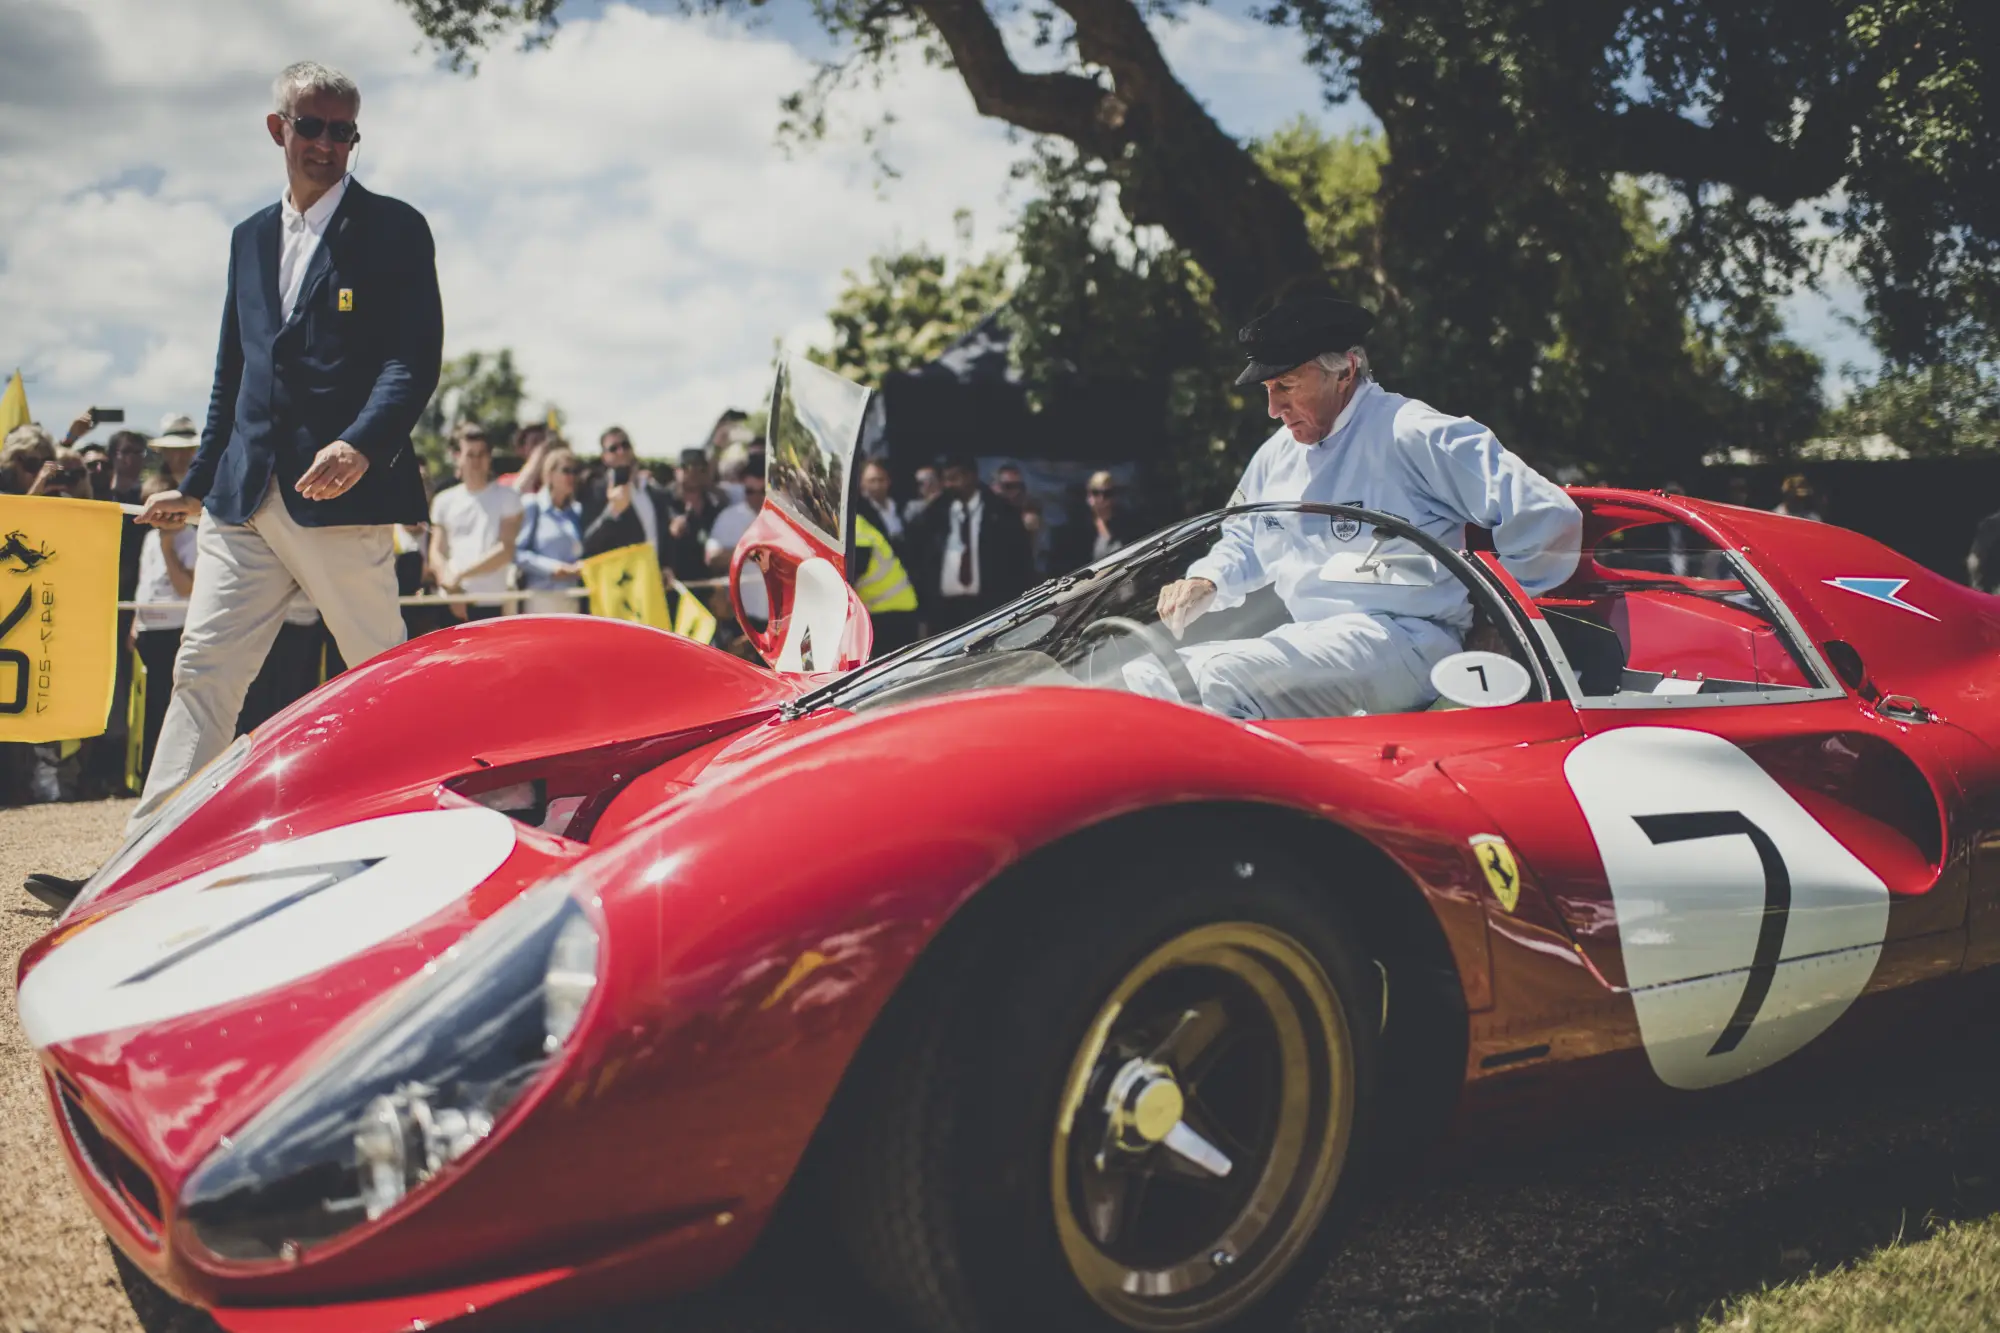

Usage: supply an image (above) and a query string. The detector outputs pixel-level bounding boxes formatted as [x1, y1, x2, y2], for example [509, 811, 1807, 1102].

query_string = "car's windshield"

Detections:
[805, 504, 1548, 722]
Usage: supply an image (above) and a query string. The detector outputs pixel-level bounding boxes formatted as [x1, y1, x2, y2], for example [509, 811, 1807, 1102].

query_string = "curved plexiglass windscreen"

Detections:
[811, 504, 1548, 722]
[766, 356, 868, 547]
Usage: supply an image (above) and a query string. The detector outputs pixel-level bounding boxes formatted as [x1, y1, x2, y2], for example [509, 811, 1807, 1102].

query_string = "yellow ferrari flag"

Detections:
[671, 583, 718, 645]
[0, 495, 122, 742]
[0, 370, 29, 437]
[579, 543, 671, 630]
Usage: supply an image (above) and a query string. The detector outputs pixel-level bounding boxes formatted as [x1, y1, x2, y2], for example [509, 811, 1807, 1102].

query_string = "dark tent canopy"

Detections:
[861, 312, 1164, 470]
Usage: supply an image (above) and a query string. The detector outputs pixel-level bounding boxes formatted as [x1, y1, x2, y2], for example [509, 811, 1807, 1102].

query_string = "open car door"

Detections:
[731, 356, 875, 674]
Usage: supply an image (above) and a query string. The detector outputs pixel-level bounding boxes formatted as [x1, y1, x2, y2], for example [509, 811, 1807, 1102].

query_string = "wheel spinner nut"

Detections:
[1130, 1076, 1185, 1143]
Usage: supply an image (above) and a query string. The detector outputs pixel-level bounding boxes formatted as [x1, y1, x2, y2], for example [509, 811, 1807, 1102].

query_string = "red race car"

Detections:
[18, 358, 2000, 1333]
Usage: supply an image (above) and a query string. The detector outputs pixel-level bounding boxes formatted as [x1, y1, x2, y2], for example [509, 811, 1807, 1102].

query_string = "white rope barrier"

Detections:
[117, 578, 730, 612]
[109, 502, 733, 609]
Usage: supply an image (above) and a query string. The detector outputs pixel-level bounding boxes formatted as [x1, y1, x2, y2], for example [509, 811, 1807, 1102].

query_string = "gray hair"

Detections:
[272, 61, 360, 116]
[3, 423, 57, 456]
[1316, 346, 1373, 382]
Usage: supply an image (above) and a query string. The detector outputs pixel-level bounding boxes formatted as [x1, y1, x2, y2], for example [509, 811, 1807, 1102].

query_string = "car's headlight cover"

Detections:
[65, 735, 255, 921]
[179, 874, 602, 1263]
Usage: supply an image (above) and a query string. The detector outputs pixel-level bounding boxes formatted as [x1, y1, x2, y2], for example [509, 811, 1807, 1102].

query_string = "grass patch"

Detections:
[1701, 1214, 2000, 1332]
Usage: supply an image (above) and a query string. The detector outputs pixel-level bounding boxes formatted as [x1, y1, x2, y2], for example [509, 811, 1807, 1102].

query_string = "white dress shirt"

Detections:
[279, 174, 349, 323]
[862, 496, 905, 542]
[939, 492, 984, 598]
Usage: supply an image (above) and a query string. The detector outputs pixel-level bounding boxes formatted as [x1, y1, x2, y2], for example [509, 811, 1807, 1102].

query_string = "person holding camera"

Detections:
[581, 426, 672, 563]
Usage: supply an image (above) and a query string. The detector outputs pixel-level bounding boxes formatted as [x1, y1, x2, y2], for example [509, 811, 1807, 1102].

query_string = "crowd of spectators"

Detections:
[12, 392, 1964, 810]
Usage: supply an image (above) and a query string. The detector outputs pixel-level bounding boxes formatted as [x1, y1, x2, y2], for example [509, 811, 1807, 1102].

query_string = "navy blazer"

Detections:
[184, 179, 441, 527]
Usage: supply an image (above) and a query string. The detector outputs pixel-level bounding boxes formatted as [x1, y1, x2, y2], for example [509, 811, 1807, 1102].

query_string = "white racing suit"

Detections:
[1126, 381, 1583, 719]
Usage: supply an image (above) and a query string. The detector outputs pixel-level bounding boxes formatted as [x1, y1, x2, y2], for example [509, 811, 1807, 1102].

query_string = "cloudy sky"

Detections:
[2, 0, 1871, 456]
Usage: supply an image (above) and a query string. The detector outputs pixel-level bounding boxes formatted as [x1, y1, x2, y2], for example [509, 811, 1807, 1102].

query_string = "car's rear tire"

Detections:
[835, 838, 1382, 1333]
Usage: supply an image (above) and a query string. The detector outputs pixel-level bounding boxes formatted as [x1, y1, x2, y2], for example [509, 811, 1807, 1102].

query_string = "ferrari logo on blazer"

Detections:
[337, 288, 354, 312]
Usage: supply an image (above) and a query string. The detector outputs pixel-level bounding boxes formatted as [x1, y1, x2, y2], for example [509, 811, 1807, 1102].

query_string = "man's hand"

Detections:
[1156, 577, 1216, 639]
[668, 513, 689, 540]
[64, 411, 94, 448]
[606, 482, 632, 517]
[296, 440, 369, 501]
[135, 490, 203, 527]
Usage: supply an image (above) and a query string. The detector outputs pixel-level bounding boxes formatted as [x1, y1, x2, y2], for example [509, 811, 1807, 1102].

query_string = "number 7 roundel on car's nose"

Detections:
[1563, 727, 1890, 1091]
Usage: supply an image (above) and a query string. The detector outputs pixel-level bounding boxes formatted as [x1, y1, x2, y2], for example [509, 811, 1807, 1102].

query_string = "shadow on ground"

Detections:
[123, 1044, 2000, 1333]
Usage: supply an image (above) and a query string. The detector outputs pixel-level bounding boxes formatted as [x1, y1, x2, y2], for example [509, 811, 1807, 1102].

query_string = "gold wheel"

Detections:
[1049, 921, 1356, 1330]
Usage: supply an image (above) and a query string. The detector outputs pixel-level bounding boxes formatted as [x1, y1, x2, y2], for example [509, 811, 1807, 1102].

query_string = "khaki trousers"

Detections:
[131, 485, 404, 830]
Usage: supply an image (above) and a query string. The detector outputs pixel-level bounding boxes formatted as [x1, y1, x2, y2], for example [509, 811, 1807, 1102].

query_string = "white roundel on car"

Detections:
[1430, 651, 1531, 708]
[17, 808, 517, 1051]
[1564, 727, 1889, 1090]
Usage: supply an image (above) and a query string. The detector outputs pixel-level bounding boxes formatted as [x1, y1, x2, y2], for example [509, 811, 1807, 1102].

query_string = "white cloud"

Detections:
[1150, 5, 1374, 139]
[0, 0, 1026, 453]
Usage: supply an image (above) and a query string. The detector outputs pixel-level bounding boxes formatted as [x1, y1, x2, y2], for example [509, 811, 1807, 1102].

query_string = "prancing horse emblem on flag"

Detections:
[0, 531, 54, 575]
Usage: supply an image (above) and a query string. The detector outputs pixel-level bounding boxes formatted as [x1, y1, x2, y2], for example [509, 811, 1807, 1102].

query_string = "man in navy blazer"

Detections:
[118, 61, 442, 838]
[178, 177, 439, 527]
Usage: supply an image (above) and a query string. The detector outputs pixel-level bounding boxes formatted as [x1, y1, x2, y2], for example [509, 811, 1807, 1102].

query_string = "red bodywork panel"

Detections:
[17, 488, 2000, 1332]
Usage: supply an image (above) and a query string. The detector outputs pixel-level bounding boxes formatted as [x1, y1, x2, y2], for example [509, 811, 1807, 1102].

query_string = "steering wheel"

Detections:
[1078, 615, 1201, 707]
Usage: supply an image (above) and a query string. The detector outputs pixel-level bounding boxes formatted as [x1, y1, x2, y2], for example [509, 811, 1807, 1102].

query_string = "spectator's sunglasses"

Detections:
[282, 114, 361, 144]
[603, 440, 634, 455]
[553, 465, 580, 475]
[1088, 486, 1117, 497]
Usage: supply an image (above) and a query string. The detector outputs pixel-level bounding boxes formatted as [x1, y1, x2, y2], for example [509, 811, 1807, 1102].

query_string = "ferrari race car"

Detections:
[18, 357, 2000, 1333]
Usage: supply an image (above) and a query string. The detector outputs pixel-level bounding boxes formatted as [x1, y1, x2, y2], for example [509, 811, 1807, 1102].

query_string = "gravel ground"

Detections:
[5, 799, 1999, 1333]
[1, 799, 143, 1333]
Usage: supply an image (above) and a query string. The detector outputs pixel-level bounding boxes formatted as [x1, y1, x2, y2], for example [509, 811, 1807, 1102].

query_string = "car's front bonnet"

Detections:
[18, 806, 583, 1199]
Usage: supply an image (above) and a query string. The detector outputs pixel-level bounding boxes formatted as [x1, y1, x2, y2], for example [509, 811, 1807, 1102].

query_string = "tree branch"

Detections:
[908, 0, 1125, 152]
[1603, 105, 1847, 205]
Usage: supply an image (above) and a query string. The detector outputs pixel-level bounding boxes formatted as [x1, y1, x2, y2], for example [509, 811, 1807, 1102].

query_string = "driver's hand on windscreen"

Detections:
[1156, 578, 1216, 639]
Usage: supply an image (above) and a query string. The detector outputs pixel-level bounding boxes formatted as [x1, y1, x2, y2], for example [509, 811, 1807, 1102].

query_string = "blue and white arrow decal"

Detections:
[1823, 577, 1938, 621]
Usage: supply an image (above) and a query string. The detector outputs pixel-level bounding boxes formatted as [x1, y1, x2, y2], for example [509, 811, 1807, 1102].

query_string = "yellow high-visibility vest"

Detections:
[853, 515, 917, 613]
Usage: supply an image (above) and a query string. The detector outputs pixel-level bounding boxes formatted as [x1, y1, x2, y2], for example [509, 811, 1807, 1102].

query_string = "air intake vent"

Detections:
[56, 1079, 162, 1243]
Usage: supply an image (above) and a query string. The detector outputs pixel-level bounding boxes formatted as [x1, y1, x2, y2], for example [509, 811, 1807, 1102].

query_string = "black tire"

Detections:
[110, 1244, 223, 1333]
[835, 836, 1383, 1333]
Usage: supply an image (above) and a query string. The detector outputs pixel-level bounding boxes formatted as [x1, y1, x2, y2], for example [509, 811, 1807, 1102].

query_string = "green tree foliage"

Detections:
[808, 241, 1010, 383]
[397, 0, 1993, 363]
[812, 123, 1828, 503]
[1824, 341, 2000, 458]
[413, 349, 546, 475]
[396, 0, 1989, 460]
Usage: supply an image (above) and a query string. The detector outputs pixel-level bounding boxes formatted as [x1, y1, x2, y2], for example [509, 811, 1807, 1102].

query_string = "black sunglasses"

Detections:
[554, 465, 580, 475]
[283, 114, 361, 144]
[1088, 487, 1116, 497]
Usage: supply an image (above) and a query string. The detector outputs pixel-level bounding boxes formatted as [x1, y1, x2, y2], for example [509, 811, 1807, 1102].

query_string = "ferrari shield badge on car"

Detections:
[1469, 834, 1520, 913]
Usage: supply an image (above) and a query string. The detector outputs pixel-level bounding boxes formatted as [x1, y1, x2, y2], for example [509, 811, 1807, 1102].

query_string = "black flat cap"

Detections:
[1234, 296, 1376, 386]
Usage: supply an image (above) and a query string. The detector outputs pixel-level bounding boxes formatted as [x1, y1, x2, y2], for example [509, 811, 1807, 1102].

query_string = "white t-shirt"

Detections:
[704, 500, 767, 619]
[431, 481, 524, 599]
[135, 526, 199, 631]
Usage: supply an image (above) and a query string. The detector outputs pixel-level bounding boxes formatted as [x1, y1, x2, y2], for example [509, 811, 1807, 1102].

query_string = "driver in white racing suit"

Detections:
[1133, 295, 1582, 719]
